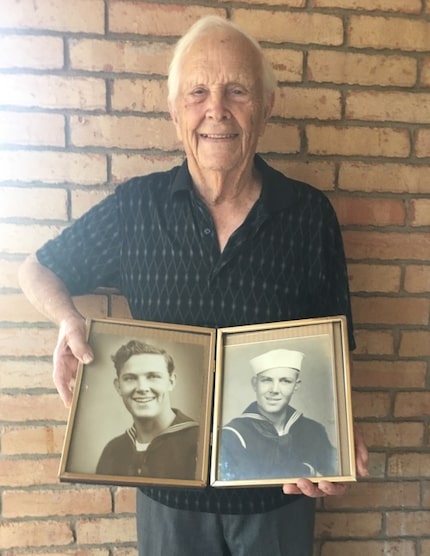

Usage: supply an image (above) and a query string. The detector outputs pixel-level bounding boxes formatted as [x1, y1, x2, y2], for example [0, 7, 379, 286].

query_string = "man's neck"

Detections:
[133, 408, 176, 443]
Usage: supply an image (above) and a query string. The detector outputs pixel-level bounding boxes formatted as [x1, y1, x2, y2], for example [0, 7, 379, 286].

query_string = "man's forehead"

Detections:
[258, 367, 299, 378]
[123, 353, 168, 372]
[180, 30, 261, 81]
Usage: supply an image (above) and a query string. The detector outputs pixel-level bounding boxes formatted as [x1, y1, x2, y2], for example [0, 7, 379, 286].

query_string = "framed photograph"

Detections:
[59, 318, 216, 488]
[210, 316, 356, 487]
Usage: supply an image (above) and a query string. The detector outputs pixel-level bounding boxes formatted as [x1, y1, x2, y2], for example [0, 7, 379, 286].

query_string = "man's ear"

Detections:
[251, 376, 257, 392]
[168, 100, 182, 141]
[294, 379, 301, 392]
[114, 377, 121, 395]
[259, 92, 275, 137]
[169, 372, 177, 391]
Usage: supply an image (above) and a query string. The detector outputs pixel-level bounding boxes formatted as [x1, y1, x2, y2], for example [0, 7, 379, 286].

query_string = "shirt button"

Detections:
[203, 228, 211, 235]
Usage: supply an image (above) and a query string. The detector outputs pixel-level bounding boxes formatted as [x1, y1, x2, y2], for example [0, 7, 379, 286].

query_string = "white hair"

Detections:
[167, 16, 277, 107]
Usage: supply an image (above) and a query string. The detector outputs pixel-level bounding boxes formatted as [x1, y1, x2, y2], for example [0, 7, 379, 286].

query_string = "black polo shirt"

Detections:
[37, 155, 354, 514]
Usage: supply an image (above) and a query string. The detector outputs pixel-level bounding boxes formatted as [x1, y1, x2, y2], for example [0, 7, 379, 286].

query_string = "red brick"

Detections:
[274, 87, 341, 120]
[386, 511, 430, 536]
[0, 259, 22, 289]
[346, 91, 430, 124]
[265, 159, 336, 191]
[332, 197, 405, 227]
[400, 331, 430, 357]
[2, 550, 109, 556]
[258, 123, 300, 154]
[307, 125, 410, 157]
[422, 58, 430, 87]
[323, 480, 420, 509]
[388, 453, 430, 477]
[0, 151, 107, 185]
[352, 330, 394, 356]
[76, 517, 136, 544]
[0, 112, 64, 147]
[409, 199, 430, 226]
[232, 9, 344, 45]
[352, 360, 426, 389]
[109, 2, 224, 36]
[114, 487, 136, 513]
[415, 128, 430, 157]
[343, 231, 430, 261]
[0, 327, 57, 357]
[0, 519, 73, 549]
[314, 0, 421, 11]
[70, 39, 172, 75]
[0, 359, 53, 389]
[339, 162, 430, 194]
[0, 74, 106, 110]
[2, 487, 112, 518]
[0, 35, 63, 69]
[404, 265, 430, 293]
[352, 392, 391, 418]
[264, 48, 303, 83]
[70, 115, 180, 150]
[0, 187, 67, 219]
[316, 511, 382, 537]
[308, 51, 416, 87]
[394, 392, 430, 418]
[0, 223, 63, 255]
[351, 297, 429, 325]
[111, 78, 169, 113]
[0, 393, 68, 422]
[111, 295, 132, 319]
[71, 190, 111, 220]
[1, 425, 65, 455]
[320, 540, 416, 556]
[360, 422, 424, 448]
[0, 0, 104, 32]
[0, 457, 60, 487]
[349, 15, 430, 51]
[111, 154, 184, 183]
[347, 263, 401, 293]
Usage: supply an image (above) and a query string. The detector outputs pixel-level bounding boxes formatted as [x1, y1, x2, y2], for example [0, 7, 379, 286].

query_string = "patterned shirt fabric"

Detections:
[219, 401, 337, 481]
[37, 154, 354, 514]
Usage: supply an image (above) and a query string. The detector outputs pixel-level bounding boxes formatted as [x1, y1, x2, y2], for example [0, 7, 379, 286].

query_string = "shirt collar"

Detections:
[169, 154, 298, 213]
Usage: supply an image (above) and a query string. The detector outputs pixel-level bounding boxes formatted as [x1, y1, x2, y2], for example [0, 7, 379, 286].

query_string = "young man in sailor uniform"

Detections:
[219, 349, 336, 481]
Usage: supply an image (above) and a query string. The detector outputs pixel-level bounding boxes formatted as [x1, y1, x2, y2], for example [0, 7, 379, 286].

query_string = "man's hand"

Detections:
[282, 424, 369, 498]
[53, 315, 94, 408]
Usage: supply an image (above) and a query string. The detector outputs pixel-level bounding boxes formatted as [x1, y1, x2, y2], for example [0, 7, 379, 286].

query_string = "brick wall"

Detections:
[0, 0, 429, 554]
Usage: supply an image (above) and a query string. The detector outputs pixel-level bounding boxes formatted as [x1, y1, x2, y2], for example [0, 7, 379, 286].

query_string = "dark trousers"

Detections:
[137, 491, 316, 556]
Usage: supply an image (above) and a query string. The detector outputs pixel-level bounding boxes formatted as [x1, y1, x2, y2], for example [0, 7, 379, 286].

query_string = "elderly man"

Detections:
[219, 348, 337, 481]
[19, 15, 368, 556]
[96, 340, 198, 480]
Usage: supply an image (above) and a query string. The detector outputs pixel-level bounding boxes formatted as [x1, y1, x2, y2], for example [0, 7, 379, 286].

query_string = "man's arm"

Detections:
[19, 254, 94, 407]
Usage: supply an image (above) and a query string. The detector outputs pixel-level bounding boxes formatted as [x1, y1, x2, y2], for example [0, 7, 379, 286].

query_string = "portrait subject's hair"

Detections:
[112, 340, 175, 377]
[167, 15, 277, 107]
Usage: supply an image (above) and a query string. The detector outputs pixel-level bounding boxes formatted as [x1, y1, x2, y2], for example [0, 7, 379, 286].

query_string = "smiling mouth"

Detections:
[133, 396, 155, 404]
[199, 133, 238, 139]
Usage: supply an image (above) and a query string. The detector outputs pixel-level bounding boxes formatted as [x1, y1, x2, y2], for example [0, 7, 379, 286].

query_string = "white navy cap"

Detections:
[250, 349, 304, 375]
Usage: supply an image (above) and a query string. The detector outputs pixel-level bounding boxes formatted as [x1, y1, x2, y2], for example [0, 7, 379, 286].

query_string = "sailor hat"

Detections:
[250, 348, 304, 375]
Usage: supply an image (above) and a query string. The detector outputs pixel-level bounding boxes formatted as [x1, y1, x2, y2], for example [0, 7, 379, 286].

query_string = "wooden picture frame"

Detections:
[59, 315, 355, 488]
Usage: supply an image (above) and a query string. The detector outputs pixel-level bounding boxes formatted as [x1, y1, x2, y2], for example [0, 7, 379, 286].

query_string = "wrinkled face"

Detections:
[252, 367, 300, 420]
[169, 29, 273, 176]
[114, 353, 176, 420]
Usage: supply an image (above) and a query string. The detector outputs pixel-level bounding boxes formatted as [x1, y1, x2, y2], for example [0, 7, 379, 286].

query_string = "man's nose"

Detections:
[136, 376, 150, 391]
[206, 90, 229, 120]
[270, 379, 280, 392]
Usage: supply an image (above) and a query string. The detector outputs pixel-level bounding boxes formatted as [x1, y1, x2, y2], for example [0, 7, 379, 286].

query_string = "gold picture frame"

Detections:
[59, 318, 216, 487]
[210, 315, 356, 487]
[59, 315, 355, 488]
